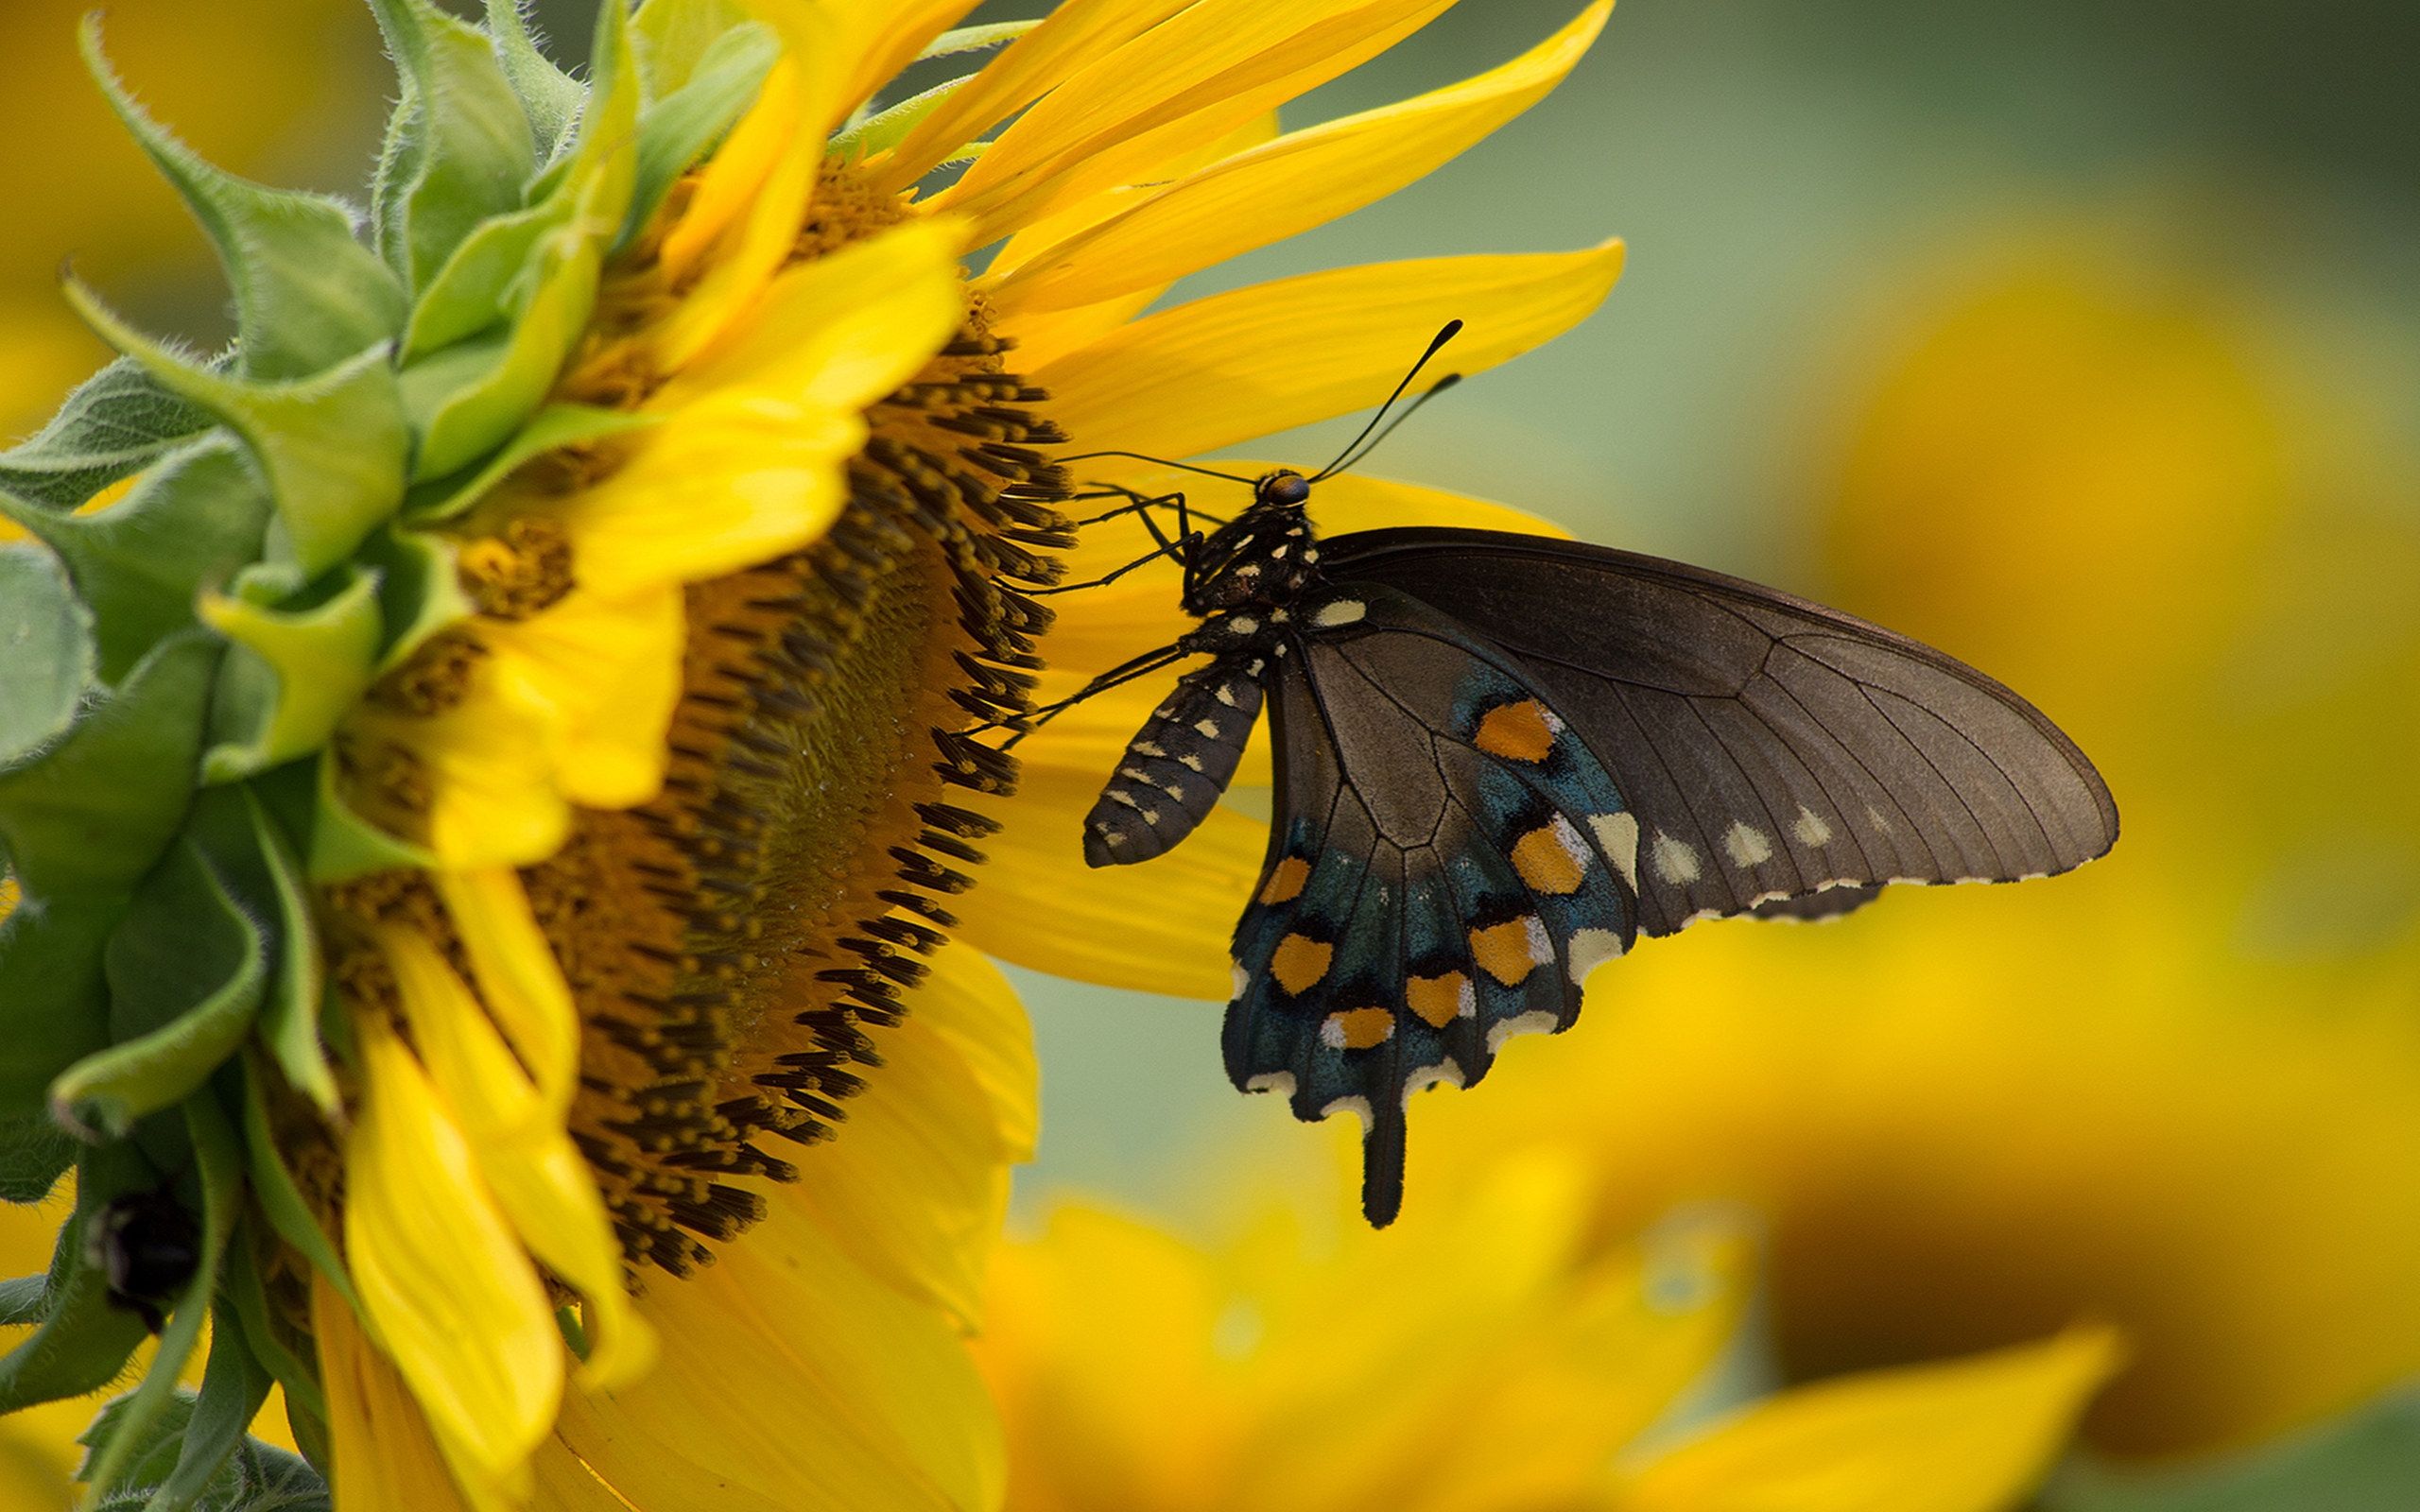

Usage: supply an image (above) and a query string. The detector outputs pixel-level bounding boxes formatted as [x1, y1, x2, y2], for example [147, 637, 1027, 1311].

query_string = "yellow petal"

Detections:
[568, 219, 967, 599]
[362, 693, 569, 870]
[935, 0, 1460, 246]
[781, 945, 1015, 1327]
[917, 938, 1042, 1164]
[950, 758, 1258, 1000]
[345, 1010, 562, 1485]
[474, 585, 684, 810]
[434, 867, 580, 1111]
[528, 1435, 637, 1512]
[986, 2, 1610, 317]
[837, 0, 986, 120]
[877, 0, 1195, 191]
[315, 1271, 478, 1512]
[378, 927, 655, 1391]
[1035, 242, 1626, 463]
[1618, 1327, 2123, 1512]
[562, 1202, 999, 1512]
[653, 0, 847, 369]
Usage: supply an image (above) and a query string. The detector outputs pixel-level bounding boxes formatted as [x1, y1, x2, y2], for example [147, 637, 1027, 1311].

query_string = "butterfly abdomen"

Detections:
[1083, 659, 1267, 867]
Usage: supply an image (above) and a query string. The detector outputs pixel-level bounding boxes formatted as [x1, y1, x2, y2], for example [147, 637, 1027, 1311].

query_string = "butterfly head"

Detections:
[1182, 472, 1322, 615]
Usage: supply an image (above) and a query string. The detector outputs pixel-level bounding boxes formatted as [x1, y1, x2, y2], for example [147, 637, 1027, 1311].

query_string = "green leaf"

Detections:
[232, 792, 337, 1115]
[0, 632, 219, 1115]
[81, 18, 407, 383]
[0, 437, 273, 684]
[78, 1389, 199, 1498]
[631, 0, 755, 99]
[354, 524, 471, 674]
[0, 1141, 159, 1412]
[236, 1055, 354, 1315]
[915, 20, 1042, 61]
[219, 1221, 325, 1423]
[147, 1300, 273, 1512]
[53, 842, 265, 1141]
[0, 1273, 47, 1326]
[483, 0, 587, 160]
[0, 359, 217, 511]
[368, 0, 538, 292]
[0, 1108, 80, 1204]
[2048, 1387, 2420, 1512]
[199, 566, 384, 785]
[832, 75, 975, 163]
[625, 19, 777, 249]
[402, 2, 639, 482]
[79, 1091, 242, 1504]
[0, 543, 96, 768]
[61, 283, 407, 587]
[402, 401, 658, 524]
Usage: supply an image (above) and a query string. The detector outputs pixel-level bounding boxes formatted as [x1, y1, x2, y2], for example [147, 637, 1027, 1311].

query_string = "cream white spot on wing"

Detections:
[1549, 814, 1592, 870]
[1231, 959, 1249, 1001]
[1195, 719, 1220, 738]
[1723, 821, 1774, 868]
[1312, 599, 1366, 627]
[1792, 806, 1833, 847]
[1486, 1010, 1558, 1055]
[1591, 813, 1641, 891]
[1246, 1071, 1294, 1096]
[1524, 915, 1554, 965]
[1401, 1060, 1466, 1104]
[1651, 833, 1703, 885]
[1566, 928, 1626, 985]
[1865, 804, 1895, 836]
[1320, 1095, 1373, 1131]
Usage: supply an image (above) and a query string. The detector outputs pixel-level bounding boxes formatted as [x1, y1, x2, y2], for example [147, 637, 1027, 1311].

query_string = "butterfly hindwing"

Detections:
[1222, 584, 1643, 1223]
[1321, 528, 2118, 936]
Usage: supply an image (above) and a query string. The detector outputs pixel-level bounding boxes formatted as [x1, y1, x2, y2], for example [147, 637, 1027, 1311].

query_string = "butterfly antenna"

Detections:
[1308, 319, 1463, 483]
[1322, 372, 1461, 479]
[1048, 450, 1259, 486]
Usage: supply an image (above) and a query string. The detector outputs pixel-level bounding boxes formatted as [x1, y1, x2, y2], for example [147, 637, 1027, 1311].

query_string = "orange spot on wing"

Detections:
[1324, 1006, 1394, 1050]
[1475, 699, 1558, 762]
[1512, 824, 1586, 894]
[1270, 934, 1332, 995]
[1407, 971, 1470, 1028]
[1470, 919, 1542, 986]
[1258, 856, 1311, 904]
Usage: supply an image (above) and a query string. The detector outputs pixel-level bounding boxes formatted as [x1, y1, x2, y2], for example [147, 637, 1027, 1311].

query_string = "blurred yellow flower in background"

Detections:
[980, 1147, 2118, 1512]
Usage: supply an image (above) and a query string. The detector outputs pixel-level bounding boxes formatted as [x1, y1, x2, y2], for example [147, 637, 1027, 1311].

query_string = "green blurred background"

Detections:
[7, 0, 2418, 1482]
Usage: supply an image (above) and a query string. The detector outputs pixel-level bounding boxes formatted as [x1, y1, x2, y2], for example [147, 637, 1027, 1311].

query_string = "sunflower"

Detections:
[0, 0, 1627, 1504]
[979, 1143, 2118, 1512]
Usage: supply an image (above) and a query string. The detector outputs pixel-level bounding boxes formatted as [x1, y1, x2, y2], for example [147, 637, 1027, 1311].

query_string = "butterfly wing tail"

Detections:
[1360, 1097, 1408, 1228]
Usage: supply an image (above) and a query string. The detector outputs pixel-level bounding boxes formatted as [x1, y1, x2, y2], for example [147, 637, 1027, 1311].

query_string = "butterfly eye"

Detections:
[1260, 472, 1310, 507]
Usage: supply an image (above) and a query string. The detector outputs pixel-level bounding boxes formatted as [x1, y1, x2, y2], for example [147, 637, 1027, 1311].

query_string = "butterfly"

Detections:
[1026, 330, 2118, 1228]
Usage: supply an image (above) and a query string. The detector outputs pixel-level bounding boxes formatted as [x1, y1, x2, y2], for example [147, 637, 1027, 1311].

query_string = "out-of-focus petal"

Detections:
[344, 1011, 562, 1489]
[316, 1271, 480, 1512]
[434, 868, 582, 1111]
[379, 927, 655, 1390]
[1035, 243, 1625, 463]
[1617, 1327, 2122, 1512]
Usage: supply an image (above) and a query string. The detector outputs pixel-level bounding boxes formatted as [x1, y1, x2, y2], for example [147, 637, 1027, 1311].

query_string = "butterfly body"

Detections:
[1074, 470, 2118, 1227]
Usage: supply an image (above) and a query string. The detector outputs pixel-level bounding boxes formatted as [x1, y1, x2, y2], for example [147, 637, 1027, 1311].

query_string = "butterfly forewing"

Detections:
[1224, 584, 1644, 1223]
[1321, 528, 2118, 936]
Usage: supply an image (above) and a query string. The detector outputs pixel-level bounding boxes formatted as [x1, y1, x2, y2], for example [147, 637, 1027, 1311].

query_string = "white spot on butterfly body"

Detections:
[1320, 1095, 1373, 1131]
[1722, 822, 1774, 868]
[1108, 789, 1140, 809]
[1566, 929, 1626, 984]
[1230, 617, 1258, 635]
[1195, 719, 1221, 738]
[1313, 599, 1367, 627]
[1216, 684, 1238, 706]
[1486, 1010, 1558, 1055]
[1401, 1060, 1466, 1104]
[1246, 1071, 1294, 1096]
[1591, 813, 1641, 891]
[1180, 754, 1204, 772]
[1133, 741, 1166, 758]
[1119, 767, 1150, 782]
[1651, 833, 1703, 885]
[1793, 807, 1833, 847]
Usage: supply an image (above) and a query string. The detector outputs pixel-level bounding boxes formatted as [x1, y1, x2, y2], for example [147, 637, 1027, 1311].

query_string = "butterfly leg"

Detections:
[995, 643, 1199, 748]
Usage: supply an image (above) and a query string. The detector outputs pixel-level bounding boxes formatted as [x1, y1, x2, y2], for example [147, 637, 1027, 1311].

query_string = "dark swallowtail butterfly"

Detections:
[1032, 332, 2118, 1228]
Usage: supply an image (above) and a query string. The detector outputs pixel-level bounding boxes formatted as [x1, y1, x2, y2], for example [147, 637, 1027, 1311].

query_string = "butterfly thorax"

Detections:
[1180, 471, 1322, 615]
